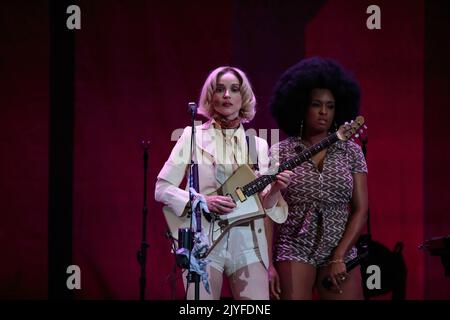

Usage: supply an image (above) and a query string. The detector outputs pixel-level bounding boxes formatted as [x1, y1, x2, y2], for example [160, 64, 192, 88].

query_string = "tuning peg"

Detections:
[363, 125, 368, 129]
[355, 134, 360, 138]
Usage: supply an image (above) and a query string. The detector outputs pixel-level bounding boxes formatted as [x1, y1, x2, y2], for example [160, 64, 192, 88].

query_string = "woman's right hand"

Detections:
[205, 195, 236, 214]
[268, 264, 281, 300]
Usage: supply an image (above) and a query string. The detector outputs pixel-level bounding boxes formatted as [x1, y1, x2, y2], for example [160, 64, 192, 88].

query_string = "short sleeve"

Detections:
[347, 141, 368, 174]
[268, 141, 282, 171]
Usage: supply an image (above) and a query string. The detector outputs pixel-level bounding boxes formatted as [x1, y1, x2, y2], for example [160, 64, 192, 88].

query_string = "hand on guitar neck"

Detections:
[262, 170, 293, 209]
[269, 170, 293, 193]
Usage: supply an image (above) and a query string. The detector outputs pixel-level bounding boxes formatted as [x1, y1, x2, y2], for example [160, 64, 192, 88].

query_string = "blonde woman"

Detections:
[155, 66, 292, 300]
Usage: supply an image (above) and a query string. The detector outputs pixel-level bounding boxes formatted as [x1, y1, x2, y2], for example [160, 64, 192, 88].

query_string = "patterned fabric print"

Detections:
[272, 137, 368, 267]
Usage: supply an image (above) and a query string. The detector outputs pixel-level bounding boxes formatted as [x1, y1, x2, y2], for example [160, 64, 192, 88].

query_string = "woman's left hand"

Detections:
[271, 170, 293, 193]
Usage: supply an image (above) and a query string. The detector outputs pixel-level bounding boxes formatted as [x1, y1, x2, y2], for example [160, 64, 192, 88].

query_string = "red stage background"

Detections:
[1, 0, 449, 300]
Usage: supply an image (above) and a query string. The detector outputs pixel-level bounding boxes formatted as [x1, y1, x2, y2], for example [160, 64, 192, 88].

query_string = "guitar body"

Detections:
[163, 164, 266, 256]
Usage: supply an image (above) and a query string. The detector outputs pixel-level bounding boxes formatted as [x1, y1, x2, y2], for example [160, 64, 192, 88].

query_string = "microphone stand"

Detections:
[137, 140, 150, 300]
[184, 102, 202, 300]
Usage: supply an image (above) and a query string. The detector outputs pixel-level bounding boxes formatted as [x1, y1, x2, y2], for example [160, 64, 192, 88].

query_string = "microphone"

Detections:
[322, 251, 369, 289]
[188, 102, 198, 116]
[140, 140, 150, 150]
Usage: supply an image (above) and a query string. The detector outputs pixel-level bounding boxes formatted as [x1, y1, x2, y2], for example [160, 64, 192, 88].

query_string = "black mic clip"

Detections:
[175, 227, 194, 269]
[188, 102, 198, 116]
[140, 140, 150, 150]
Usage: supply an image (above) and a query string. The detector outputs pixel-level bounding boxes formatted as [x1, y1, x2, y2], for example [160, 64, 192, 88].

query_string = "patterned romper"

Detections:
[271, 137, 368, 267]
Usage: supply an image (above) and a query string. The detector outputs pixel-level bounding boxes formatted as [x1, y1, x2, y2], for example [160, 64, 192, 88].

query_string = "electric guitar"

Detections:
[164, 116, 366, 256]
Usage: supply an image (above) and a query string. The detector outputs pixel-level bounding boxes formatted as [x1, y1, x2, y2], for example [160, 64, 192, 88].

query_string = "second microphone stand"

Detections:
[137, 140, 150, 300]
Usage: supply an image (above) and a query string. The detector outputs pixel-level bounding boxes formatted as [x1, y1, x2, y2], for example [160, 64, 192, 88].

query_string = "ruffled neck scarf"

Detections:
[213, 114, 241, 129]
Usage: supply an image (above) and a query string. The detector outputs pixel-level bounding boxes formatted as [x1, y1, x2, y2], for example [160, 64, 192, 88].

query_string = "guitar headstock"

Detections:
[336, 116, 366, 141]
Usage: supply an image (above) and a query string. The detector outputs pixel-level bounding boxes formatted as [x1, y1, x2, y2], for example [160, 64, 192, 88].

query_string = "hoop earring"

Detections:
[299, 120, 304, 140]
[334, 121, 338, 132]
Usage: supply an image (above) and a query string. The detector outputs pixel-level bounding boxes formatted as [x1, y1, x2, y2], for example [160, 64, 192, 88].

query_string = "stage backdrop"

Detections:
[0, 1, 49, 299]
[1, 0, 449, 300]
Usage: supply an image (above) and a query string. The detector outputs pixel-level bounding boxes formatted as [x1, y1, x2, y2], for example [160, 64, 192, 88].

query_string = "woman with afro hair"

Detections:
[266, 57, 368, 300]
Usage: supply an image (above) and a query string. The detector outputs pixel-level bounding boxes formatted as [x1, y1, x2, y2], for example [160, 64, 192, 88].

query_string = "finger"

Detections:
[276, 173, 288, 181]
[279, 170, 293, 177]
[219, 195, 233, 200]
[218, 199, 236, 208]
[276, 171, 289, 178]
[276, 182, 288, 190]
[218, 196, 236, 204]
[331, 275, 339, 289]
[273, 290, 280, 300]
[275, 277, 281, 295]
[217, 204, 234, 214]
[276, 180, 290, 189]
[278, 171, 292, 181]
[276, 175, 290, 184]
[332, 278, 342, 294]
[270, 280, 280, 300]
[210, 202, 219, 212]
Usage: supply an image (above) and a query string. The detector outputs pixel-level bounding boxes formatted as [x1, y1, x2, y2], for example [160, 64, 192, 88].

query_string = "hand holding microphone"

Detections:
[322, 251, 369, 291]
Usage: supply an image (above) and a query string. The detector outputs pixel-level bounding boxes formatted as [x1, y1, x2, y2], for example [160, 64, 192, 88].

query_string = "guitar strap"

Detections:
[244, 135, 261, 229]
[246, 135, 259, 171]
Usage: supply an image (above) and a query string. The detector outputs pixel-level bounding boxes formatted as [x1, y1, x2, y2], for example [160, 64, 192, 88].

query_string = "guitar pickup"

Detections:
[235, 187, 247, 202]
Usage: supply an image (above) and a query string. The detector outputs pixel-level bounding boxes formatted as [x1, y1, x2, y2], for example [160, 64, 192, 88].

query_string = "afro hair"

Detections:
[270, 57, 361, 136]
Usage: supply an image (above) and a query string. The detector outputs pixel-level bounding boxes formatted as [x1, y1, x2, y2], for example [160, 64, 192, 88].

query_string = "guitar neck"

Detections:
[243, 133, 339, 196]
[279, 133, 339, 171]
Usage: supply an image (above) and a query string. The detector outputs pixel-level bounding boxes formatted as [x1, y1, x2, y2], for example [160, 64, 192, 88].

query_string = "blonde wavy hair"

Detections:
[198, 66, 256, 123]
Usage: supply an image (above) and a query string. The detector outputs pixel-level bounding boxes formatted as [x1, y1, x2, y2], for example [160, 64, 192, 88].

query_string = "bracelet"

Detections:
[328, 258, 344, 265]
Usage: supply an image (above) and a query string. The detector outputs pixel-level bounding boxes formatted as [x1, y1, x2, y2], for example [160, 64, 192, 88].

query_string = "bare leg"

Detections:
[228, 262, 269, 300]
[276, 261, 317, 300]
[183, 266, 223, 300]
[316, 265, 364, 300]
